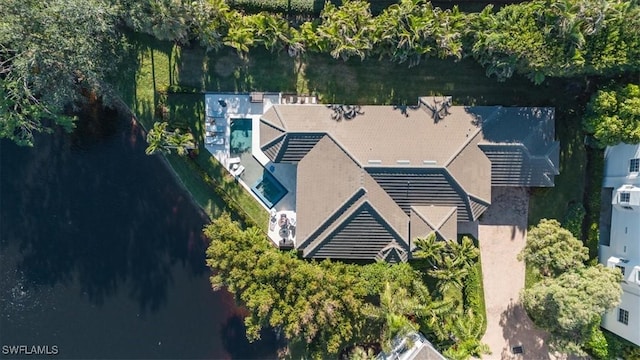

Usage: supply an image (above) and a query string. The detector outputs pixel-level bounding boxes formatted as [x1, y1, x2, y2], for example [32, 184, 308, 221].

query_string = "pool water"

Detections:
[230, 118, 252, 156]
[229, 119, 288, 209]
[251, 172, 288, 209]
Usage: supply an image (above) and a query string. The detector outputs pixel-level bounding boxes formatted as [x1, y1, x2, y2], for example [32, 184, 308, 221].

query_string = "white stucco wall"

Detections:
[601, 143, 640, 346]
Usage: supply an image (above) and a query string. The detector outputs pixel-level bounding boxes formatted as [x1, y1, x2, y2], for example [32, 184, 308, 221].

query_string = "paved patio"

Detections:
[203, 92, 316, 247]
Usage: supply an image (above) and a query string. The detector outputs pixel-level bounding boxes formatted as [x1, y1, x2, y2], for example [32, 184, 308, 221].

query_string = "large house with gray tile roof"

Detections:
[258, 96, 559, 262]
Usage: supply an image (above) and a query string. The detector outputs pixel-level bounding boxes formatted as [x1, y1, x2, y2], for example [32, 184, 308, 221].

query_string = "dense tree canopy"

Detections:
[0, 0, 124, 146]
[121, 0, 640, 82]
[522, 265, 622, 355]
[4, 0, 640, 146]
[205, 215, 487, 359]
[583, 83, 640, 147]
[519, 219, 589, 277]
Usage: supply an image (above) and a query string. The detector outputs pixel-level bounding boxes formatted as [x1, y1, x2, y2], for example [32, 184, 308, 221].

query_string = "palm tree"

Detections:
[165, 128, 195, 156]
[364, 282, 423, 352]
[316, 0, 375, 61]
[190, 0, 231, 51]
[145, 121, 170, 155]
[250, 13, 291, 53]
[443, 310, 491, 359]
[145, 121, 194, 156]
[448, 236, 479, 270]
[413, 233, 445, 269]
[223, 13, 255, 57]
[428, 255, 468, 296]
[348, 346, 376, 360]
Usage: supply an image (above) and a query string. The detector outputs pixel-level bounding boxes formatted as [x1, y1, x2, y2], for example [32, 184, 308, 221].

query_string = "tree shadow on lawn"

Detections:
[199, 48, 298, 93]
[302, 54, 568, 106]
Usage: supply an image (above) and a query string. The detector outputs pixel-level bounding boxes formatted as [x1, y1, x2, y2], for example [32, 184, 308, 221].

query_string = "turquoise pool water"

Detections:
[251, 172, 288, 209]
[230, 118, 252, 156]
[230, 119, 287, 208]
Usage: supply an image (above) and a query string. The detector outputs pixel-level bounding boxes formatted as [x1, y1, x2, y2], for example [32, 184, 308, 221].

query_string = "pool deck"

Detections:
[204, 92, 312, 247]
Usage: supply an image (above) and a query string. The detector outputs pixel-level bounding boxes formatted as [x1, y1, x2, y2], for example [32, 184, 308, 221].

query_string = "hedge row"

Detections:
[228, 0, 402, 15]
[464, 258, 487, 335]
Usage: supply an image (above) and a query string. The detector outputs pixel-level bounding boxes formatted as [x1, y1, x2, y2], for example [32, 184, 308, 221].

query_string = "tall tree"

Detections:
[363, 281, 422, 351]
[522, 265, 622, 355]
[583, 83, 640, 147]
[315, 0, 375, 61]
[121, 0, 193, 44]
[518, 219, 589, 277]
[0, 0, 123, 146]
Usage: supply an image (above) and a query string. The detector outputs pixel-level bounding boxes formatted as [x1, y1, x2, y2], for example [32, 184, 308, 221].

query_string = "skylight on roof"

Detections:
[423, 160, 437, 165]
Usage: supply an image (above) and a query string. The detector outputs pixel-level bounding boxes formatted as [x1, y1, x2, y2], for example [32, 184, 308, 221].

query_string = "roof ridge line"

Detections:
[302, 194, 368, 256]
[272, 105, 286, 129]
[434, 206, 458, 230]
[365, 199, 408, 249]
[260, 116, 287, 133]
[410, 206, 440, 234]
[443, 126, 483, 167]
[261, 132, 286, 150]
[325, 133, 362, 167]
[298, 187, 366, 249]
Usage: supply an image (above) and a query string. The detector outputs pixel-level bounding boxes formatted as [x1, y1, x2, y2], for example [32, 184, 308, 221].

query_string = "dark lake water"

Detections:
[0, 108, 280, 359]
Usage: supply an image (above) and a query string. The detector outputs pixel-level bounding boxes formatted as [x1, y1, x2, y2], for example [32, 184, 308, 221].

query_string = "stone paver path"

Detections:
[478, 187, 554, 360]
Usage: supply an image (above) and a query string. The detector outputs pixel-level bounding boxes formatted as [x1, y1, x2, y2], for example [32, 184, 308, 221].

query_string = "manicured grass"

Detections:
[114, 36, 269, 227]
[528, 110, 587, 225]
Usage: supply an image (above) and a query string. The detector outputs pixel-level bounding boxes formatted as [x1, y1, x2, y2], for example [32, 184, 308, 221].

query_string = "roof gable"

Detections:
[296, 136, 364, 243]
[304, 201, 408, 260]
[410, 205, 457, 242]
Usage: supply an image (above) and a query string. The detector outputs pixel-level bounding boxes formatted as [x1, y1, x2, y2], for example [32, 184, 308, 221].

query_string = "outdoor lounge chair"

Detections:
[212, 136, 225, 145]
[231, 164, 245, 177]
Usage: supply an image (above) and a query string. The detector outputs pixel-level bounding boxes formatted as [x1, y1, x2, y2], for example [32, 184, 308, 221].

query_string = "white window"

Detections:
[620, 192, 631, 203]
[630, 158, 640, 173]
[618, 308, 629, 325]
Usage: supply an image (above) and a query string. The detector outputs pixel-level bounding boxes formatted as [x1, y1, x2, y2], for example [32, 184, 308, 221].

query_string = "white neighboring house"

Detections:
[601, 143, 640, 346]
[376, 332, 447, 360]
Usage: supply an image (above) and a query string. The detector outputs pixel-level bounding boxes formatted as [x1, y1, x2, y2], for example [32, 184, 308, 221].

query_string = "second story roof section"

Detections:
[479, 107, 559, 187]
[259, 99, 559, 188]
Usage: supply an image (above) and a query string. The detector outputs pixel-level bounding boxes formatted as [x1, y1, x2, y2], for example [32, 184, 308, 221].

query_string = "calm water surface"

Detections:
[0, 108, 279, 359]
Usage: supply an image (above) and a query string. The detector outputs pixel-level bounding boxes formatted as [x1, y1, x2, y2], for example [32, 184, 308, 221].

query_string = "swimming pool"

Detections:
[251, 172, 288, 209]
[230, 119, 288, 208]
[229, 118, 252, 156]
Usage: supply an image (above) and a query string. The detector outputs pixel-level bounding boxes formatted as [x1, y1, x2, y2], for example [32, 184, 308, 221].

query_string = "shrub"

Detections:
[585, 325, 609, 359]
[463, 262, 487, 335]
[228, 0, 315, 14]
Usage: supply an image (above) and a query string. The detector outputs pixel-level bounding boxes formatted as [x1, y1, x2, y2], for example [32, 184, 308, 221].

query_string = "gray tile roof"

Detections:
[261, 97, 559, 261]
[410, 205, 458, 242]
